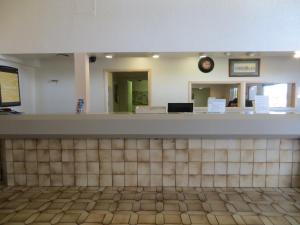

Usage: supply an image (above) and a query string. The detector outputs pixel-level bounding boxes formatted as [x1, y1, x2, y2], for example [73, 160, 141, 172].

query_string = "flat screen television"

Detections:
[0, 66, 21, 107]
[168, 103, 193, 113]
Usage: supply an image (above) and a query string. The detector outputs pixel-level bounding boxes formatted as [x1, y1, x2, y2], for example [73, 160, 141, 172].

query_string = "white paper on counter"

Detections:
[296, 98, 300, 113]
[255, 95, 269, 113]
[135, 106, 167, 114]
[208, 99, 226, 113]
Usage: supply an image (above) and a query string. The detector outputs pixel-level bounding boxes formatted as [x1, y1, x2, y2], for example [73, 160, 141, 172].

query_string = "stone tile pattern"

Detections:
[0, 186, 299, 225]
[1, 138, 300, 187]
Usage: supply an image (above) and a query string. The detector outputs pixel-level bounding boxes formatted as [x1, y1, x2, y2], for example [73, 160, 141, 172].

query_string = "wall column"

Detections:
[240, 82, 246, 109]
[74, 53, 90, 112]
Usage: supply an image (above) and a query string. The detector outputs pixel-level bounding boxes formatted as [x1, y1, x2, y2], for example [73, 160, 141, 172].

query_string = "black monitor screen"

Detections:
[0, 66, 21, 107]
[168, 103, 193, 113]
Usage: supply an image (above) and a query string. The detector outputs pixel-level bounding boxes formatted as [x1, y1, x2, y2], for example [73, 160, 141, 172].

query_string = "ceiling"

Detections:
[5, 51, 295, 61]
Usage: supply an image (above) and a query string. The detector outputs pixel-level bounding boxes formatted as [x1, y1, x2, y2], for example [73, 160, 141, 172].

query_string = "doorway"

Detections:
[106, 71, 150, 112]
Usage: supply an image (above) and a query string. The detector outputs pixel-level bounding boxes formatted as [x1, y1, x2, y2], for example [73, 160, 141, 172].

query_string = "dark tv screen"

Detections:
[168, 103, 193, 112]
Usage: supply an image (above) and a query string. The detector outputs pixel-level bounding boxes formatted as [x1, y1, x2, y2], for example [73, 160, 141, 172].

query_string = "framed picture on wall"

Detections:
[229, 59, 260, 77]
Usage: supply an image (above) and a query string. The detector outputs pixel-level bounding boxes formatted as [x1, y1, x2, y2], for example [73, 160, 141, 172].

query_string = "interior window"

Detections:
[245, 83, 295, 108]
[108, 71, 149, 113]
[191, 83, 240, 107]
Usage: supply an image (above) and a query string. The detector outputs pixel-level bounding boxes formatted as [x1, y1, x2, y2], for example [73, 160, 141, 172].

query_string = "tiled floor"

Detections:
[0, 186, 300, 225]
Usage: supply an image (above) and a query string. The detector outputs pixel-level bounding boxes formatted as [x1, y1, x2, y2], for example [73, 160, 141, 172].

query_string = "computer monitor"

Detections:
[0, 66, 21, 107]
[168, 103, 193, 113]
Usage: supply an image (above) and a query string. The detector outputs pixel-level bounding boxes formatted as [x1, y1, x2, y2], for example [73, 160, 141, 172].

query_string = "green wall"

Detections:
[192, 88, 210, 107]
[112, 72, 148, 112]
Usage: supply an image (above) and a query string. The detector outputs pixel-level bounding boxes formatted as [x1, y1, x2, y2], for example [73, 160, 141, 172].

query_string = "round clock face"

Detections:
[198, 57, 214, 73]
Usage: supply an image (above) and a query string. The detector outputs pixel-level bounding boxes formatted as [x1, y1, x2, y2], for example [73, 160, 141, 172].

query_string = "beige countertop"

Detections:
[0, 112, 300, 138]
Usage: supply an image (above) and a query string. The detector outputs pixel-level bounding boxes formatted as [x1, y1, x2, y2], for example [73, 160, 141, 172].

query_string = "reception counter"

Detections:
[0, 113, 300, 188]
[0, 112, 300, 138]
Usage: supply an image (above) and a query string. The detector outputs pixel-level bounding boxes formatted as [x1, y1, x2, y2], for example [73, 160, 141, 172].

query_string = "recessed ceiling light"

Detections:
[105, 54, 113, 59]
[152, 54, 160, 59]
[294, 51, 300, 58]
[247, 52, 256, 57]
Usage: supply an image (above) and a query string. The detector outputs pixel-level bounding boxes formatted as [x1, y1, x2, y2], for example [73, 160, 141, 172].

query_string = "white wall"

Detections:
[0, 0, 300, 53]
[35, 57, 75, 114]
[34, 56, 300, 113]
[0, 58, 36, 113]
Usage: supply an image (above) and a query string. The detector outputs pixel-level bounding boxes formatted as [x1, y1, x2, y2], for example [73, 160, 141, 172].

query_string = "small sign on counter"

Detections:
[254, 95, 269, 113]
[207, 99, 226, 113]
[296, 98, 300, 113]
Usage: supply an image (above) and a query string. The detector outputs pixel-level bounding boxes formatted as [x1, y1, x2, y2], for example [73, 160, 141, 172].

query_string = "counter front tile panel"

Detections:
[1, 138, 300, 187]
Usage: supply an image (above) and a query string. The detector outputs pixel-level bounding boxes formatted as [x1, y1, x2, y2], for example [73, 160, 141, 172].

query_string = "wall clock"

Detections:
[198, 57, 214, 73]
